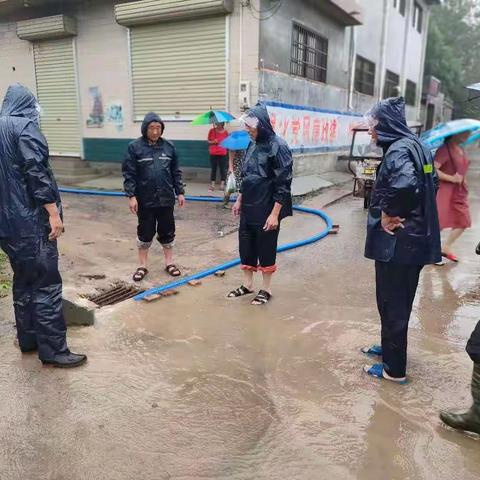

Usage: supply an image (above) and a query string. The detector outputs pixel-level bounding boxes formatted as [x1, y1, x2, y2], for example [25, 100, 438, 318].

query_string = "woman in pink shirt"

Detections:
[434, 132, 471, 262]
[208, 122, 229, 192]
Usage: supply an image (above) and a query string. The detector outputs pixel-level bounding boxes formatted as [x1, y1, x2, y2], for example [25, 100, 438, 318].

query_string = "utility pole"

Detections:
[400, 0, 413, 96]
[378, 0, 390, 101]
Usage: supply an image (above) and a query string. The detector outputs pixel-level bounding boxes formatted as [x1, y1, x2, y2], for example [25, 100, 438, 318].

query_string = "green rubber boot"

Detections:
[440, 363, 480, 434]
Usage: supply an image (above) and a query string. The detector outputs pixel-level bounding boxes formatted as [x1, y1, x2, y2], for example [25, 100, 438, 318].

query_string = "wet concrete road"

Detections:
[1, 168, 480, 479]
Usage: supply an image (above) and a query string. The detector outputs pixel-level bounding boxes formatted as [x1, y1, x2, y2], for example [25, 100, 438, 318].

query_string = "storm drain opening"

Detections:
[83, 283, 144, 307]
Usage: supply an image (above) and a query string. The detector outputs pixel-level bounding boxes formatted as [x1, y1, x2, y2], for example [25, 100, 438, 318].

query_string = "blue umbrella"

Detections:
[421, 119, 480, 150]
[463, 130, 480, 146]
[220, 130, 251, 150]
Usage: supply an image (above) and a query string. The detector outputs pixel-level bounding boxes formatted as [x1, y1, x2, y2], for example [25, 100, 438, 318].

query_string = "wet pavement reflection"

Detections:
[1, 168, 480, 479]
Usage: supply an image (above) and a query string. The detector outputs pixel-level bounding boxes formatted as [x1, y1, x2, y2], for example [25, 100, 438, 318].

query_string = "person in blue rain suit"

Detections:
[361, 97, 441, 383]
[228, 103, 293, 306]
[0, 83, 86, 368]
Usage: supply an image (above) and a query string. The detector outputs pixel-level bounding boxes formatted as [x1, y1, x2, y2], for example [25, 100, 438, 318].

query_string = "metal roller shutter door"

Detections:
[130, 15, 226, 118]
[33, 38, 81, 156]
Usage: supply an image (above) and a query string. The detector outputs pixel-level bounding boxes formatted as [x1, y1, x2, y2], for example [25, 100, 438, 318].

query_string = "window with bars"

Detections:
[393, 0, 406, 16]
[290, 23, 328, 83]
[354, 55, 375, 96]
[413, 2, 423, 33]
[383, 70, 400, 98]
[405, 80, 417, 105]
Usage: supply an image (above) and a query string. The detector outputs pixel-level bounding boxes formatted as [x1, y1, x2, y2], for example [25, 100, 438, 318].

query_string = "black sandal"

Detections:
[133, 267, 148, 282]
[227, 285, 254, 298]
[166, 264, 181, 277]
[251, 290, 271, 305]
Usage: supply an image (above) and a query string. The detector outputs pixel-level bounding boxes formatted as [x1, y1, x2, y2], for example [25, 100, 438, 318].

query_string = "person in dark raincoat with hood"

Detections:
[228, 103, 293, 305]
[123, 112, 185, 281]
[361, 97, 441, 383]
[0, 83, 87, 368]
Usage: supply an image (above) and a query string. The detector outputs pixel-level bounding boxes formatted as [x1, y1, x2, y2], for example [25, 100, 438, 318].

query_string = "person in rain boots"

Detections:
[440, 318, 480, 432]
[440, 323, 480, 434]
[0, 83, 87, 368]
[123, 112, 185, 281]
[361, 97, 441, 383]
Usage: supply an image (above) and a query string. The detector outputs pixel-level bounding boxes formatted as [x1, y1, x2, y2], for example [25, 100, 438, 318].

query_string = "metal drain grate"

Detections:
[84, 284, 144, 307]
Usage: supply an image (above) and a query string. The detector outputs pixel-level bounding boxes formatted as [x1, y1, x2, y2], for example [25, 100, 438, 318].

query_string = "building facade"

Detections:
[0, 0, 439, 178]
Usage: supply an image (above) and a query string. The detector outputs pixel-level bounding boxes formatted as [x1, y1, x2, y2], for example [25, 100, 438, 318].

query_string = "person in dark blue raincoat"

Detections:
[361, 97, 441, 383]
[122, 112, 185, 281]
[228, 103, 293, 305]
[0, 83, 86, 368]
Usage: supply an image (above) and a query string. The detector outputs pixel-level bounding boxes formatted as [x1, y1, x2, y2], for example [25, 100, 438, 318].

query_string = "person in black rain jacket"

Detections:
[361, 97, 441, 383]
[0, 83, 86, 368]
[228, 103, 293, 305]
[123, 112, 185, 281]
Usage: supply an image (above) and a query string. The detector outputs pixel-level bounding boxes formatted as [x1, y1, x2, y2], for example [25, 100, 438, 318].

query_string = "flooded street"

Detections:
[1, 168, 480, 480]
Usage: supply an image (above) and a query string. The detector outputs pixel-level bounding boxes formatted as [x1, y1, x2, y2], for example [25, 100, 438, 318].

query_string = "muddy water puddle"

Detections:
[2, 180, 480, 478]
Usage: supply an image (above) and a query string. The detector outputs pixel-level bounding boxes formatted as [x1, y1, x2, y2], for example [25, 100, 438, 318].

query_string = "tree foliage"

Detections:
[425, 0, 480, 116]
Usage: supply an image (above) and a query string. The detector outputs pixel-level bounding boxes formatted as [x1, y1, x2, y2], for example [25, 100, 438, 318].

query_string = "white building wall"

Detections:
[75, 0, 225, 142]
[355, 0, 384, 98]
[385, 3, 406, 77]
[75, 1, 134, 139]
[354, 0, 430, 119]
[0, 0, 258, 142]
[405, 10, 424, 85]
[0, 22, 36, 100]
[227, 0, 260, 117]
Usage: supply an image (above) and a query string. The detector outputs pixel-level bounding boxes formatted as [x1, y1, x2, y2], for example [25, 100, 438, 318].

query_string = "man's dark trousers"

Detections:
[0, 236, 68, 361]
[375, 261, 423, 378]
[467, 321, 480, 363]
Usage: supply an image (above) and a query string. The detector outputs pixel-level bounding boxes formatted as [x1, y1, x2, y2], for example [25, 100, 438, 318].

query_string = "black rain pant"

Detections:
[137, 206, 176, 249]
[0, 237, 68, 361]
[239, 219, 280, 273]
[467, 321, 480, 363]
[210, 155, 228, 183]
[375, 261, 423, 378]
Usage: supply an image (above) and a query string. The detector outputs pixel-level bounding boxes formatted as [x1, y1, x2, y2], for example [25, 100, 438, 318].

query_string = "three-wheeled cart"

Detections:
[338, 127, 382, 209]
[338, 122, 423, 209]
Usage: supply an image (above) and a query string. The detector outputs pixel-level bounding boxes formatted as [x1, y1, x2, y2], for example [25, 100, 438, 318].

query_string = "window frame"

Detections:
[354, 55, 376, 96]
[413, 2, 423, 33]
[383, 70, 400, 99]
[290, 22, 328, 84]
[405, 79, 417, 106]
[393, 0, 406, 16]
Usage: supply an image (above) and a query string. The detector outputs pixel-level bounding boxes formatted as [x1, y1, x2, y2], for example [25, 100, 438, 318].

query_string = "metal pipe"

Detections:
[378, 0, 390, 101]
[400, 0, 413, 96]
[417, 8, 431, 120]
[347, 26, 356, 111]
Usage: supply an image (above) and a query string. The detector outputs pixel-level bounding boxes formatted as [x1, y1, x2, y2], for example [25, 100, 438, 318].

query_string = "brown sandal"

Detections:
[166, 264, 181, 277]
[133, 267, 148, 282]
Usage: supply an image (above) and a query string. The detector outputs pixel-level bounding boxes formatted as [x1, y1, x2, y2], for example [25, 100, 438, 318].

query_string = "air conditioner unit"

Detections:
[239, 81, 251, 110]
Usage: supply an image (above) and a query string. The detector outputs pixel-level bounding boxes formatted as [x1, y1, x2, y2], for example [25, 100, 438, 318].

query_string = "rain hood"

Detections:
[141, 112, 165, 138]
[245, 103, 276, 144]
[0, 83, 60, 238]
[1, 83, 41, 124]
[367, 97, 415, 148]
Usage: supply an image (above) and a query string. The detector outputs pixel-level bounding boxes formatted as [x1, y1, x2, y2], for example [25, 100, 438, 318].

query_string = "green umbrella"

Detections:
[191, 110, 235, 126]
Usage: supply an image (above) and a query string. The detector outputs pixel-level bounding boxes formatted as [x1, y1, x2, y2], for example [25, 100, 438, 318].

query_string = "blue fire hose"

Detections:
[59, 187, 334, 301]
